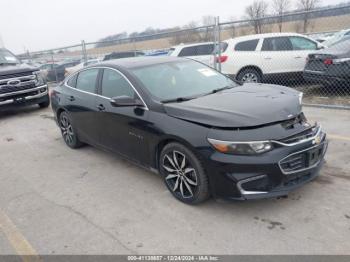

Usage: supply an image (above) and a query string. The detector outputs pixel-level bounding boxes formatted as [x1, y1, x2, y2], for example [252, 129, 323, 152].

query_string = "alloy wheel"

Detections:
[242, 73, 258, 83]
[162, 151, 198, 199]
[59, 115, 75, 145]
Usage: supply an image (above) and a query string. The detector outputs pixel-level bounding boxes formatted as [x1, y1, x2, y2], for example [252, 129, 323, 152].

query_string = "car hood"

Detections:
[0, 63, 38, 76]
[163, 83, 302, 128]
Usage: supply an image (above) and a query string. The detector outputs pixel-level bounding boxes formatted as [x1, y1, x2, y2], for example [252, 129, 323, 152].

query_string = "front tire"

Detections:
[159, 143, 210, 205]
[58, 111, 84, 149]
[237, 68, 262, 83]
[38, 96, 50, 108]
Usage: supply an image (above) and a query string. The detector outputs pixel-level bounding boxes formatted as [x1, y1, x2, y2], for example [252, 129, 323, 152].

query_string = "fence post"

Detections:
[213, 16, 221, 72]
[216, 16, 221, 72]
[81, 40, 88, 63]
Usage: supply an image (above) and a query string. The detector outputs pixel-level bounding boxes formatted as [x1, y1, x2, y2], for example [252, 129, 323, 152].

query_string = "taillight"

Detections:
[216, 55, 228, 63]
[324, 58, 333, 65]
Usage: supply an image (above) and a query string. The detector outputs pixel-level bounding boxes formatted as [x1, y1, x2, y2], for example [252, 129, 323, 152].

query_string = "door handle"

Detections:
[69, 96, 75, 102]
[97, 104, 106, 111]
[264, 57, 272, 60]
[295, 56, 302, 59]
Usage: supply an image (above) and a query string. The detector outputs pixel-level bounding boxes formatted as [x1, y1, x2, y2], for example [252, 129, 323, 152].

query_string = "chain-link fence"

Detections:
[21, 4, 350, 109]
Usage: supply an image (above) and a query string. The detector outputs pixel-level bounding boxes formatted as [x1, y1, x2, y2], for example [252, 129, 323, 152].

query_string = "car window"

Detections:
[290, 37, 317, 50]
[196, 44, 214, 55]
[235, 39, 259, 51]
[76, 69, 99, 93]
[168, 48, 176, 56]
[101, 69, 135, 98]
[346, 31, 350, 36]
[262, 37, 293, 51]
[178, 45, 214, 57]
[67, 74, 78, 88]
[178, 46, 197, 57]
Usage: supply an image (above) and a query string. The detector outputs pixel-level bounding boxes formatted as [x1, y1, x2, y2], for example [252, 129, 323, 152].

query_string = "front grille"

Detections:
[0, 72, 37, 95]
[0, 83, 36, 94]
[0, 71, 34, 80]
[280, 145, 325, 174]
[280, 154, 308, 173]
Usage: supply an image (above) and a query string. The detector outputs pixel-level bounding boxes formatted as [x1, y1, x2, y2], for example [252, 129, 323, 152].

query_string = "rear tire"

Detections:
[237, 68, 262, 83]
[159, 142, 210, 205]
[58, 111, 84, 149]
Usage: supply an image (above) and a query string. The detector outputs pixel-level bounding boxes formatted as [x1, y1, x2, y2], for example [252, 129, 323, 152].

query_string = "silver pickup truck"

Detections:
[0, 48, 49, 111]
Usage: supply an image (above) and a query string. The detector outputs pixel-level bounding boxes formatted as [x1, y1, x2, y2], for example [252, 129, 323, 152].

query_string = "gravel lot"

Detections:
[0, 106, 349, 255]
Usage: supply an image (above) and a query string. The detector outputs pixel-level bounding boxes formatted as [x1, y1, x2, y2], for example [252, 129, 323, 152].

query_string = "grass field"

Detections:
[82, 14, 350, 57]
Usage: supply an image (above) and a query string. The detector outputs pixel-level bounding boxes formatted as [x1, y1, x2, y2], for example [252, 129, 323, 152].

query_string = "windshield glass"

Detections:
[327, 39, 350, 51]
[0, 49, 20, 64]
[131, 60, 237, 101]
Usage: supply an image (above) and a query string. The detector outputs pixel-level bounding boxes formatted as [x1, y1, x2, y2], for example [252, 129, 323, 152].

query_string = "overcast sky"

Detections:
[0, 0, 346, 53]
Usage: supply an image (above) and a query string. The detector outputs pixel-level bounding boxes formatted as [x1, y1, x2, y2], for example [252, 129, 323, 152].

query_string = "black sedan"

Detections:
[304, 39, 350, 87]
[51, 57, 328, 204]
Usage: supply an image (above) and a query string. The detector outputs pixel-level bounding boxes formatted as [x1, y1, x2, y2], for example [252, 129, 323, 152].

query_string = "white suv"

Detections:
[169, 42, 219, 66]
[217, 33, 322, 83]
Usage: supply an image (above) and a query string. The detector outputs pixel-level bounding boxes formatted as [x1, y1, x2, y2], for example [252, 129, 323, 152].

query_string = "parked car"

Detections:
[169, 42, 227, 66]
[323, 29, 350, 47]
[51, 57, 328, 204]
[40, 61, 79, 82]
[217, 33, 323, 83]
[0, 48, 49, 111]
[145, 49, 170, 56]
[103, 51, 144, 61]
[304, 39, 350, 87]
[65, 59, 101, 77]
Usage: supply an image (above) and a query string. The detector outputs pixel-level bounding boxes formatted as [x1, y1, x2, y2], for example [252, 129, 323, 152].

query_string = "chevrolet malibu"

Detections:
[51, 57, 328, 204]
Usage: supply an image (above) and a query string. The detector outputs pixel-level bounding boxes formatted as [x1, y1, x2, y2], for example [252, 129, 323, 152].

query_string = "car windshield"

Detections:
[131, 60, 237, 102]
[0, 49, 20, 64]
[327, 39, 350, 51]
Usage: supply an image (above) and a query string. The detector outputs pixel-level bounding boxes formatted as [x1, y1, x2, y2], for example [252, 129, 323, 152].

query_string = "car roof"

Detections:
[171, 42, 214, 49]
[90, 56, 187, 69]
[225, 32, 307, 43]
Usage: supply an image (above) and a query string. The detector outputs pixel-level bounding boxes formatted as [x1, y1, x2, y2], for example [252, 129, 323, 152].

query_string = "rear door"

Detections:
[289, 36, 318, 72]
[95, 68, 150, 164]
[64, 68, 100, 144]
[261, 37, 294, 74]
[222, 39, 260, 75]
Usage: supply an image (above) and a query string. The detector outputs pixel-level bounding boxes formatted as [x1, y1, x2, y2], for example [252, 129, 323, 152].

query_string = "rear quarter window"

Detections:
[178, 44, 214, 57]
[235, 39, 259, 51]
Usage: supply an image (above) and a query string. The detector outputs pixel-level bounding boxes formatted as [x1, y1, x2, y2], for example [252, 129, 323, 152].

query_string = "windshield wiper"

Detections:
[210, 85, 236, 94]
[161, 96, 196, 104]
[0, 62, 18, 66]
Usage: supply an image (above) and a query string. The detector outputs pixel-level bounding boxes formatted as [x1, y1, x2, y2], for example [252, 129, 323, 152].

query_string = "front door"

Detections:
[95, 68, 150, 164]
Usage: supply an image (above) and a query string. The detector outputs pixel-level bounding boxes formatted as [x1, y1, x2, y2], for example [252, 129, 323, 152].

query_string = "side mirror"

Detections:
[110, 96, 144, 107]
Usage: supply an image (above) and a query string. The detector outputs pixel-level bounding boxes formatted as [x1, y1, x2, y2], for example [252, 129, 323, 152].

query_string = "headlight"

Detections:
[33, 71, 46, 86]
[299, 92, 303, 105]
[208, 138, 273, 155]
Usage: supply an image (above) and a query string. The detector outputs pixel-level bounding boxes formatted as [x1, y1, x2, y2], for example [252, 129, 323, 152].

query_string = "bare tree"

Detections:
[272, 0, 291, 32]
[201, 15, 216, 41]
[228, 16, 237, 38]
[245, 0, 269, 34]
[171, 21, 201, 45]
[297, 0, 321, 33]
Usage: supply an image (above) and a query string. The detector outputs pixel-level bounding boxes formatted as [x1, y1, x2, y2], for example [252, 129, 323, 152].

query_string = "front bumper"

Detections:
[0, 85, 49, 111]
[204, 131, 328, 201]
